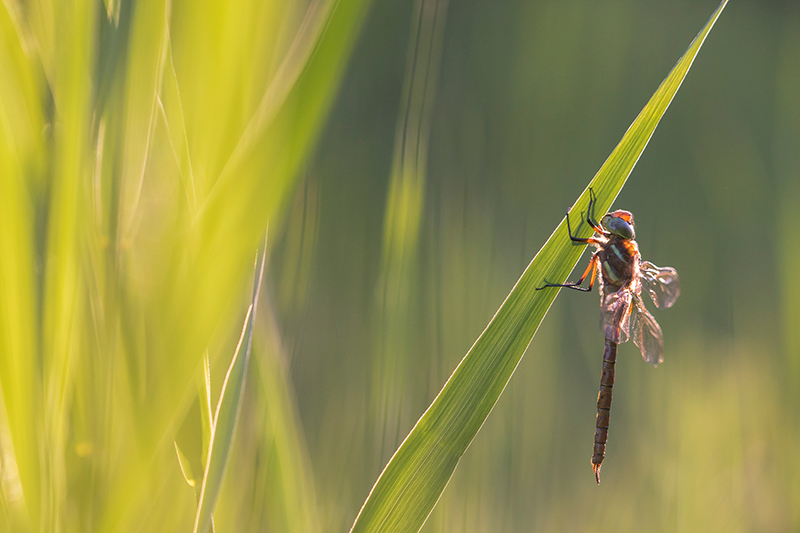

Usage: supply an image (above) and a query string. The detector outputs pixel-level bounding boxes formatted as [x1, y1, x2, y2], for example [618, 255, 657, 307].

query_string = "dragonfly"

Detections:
[537, 189, 680, 484]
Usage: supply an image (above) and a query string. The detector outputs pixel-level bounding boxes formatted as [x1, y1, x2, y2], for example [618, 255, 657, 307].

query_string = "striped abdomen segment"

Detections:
[592, 337, 617, 484]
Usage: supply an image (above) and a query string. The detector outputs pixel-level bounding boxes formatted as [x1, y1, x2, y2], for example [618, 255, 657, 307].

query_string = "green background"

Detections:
[297, 0, 798, 531]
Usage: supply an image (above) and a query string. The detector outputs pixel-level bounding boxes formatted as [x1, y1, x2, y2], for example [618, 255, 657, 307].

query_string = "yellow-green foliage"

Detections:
[0, 0, 368, 531]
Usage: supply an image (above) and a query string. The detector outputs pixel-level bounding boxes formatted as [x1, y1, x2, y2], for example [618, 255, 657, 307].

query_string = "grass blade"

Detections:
[0, 6, 45, 529]
[193, 242, 268, 533]
[252, 303, 323, 533]
[41, 0, 96, 528]
[373, 0, 449, 462]
[116, 0, 171, 246]
[350, 2, 728, 531]
[200, 351, 214, 468]
[174, 441, 196, 488]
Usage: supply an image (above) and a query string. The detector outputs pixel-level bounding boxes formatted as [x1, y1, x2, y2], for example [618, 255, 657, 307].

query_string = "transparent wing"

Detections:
[640, 261, 680, 309]
[629, 294, 664, 365]
[600, 286, 633, 344]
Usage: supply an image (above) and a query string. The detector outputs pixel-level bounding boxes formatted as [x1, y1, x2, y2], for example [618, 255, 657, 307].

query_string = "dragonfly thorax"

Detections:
[598, 237, 639, 289]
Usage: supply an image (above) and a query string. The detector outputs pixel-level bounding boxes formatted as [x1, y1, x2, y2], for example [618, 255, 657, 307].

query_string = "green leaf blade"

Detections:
[350, 2, 728, 532]
[193, 245, 267, 533]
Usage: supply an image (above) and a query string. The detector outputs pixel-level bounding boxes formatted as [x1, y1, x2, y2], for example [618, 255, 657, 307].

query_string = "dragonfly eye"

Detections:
[601, 212, 635, 239]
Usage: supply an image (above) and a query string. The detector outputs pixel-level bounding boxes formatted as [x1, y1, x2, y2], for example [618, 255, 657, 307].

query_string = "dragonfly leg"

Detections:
[585, 187, 605, 234]
[566, 206, 603, 245]
[536, 254, 599, 292]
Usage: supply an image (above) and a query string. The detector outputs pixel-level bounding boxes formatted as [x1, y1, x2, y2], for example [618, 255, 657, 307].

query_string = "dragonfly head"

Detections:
[601, 210, 635, 240]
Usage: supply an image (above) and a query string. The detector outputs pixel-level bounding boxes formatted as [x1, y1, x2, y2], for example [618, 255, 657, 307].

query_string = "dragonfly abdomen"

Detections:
[592, 337, 618, 484]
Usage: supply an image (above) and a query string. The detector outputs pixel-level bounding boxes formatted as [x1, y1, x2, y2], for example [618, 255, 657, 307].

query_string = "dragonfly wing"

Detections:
[630, 295, 664, 365]
[640, 261, 680, 309]
[600, 286, 633, 344]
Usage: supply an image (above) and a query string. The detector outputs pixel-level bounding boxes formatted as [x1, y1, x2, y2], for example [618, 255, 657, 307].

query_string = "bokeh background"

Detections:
[284, 0, 799, 531]
[0, 0, 798, 531]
